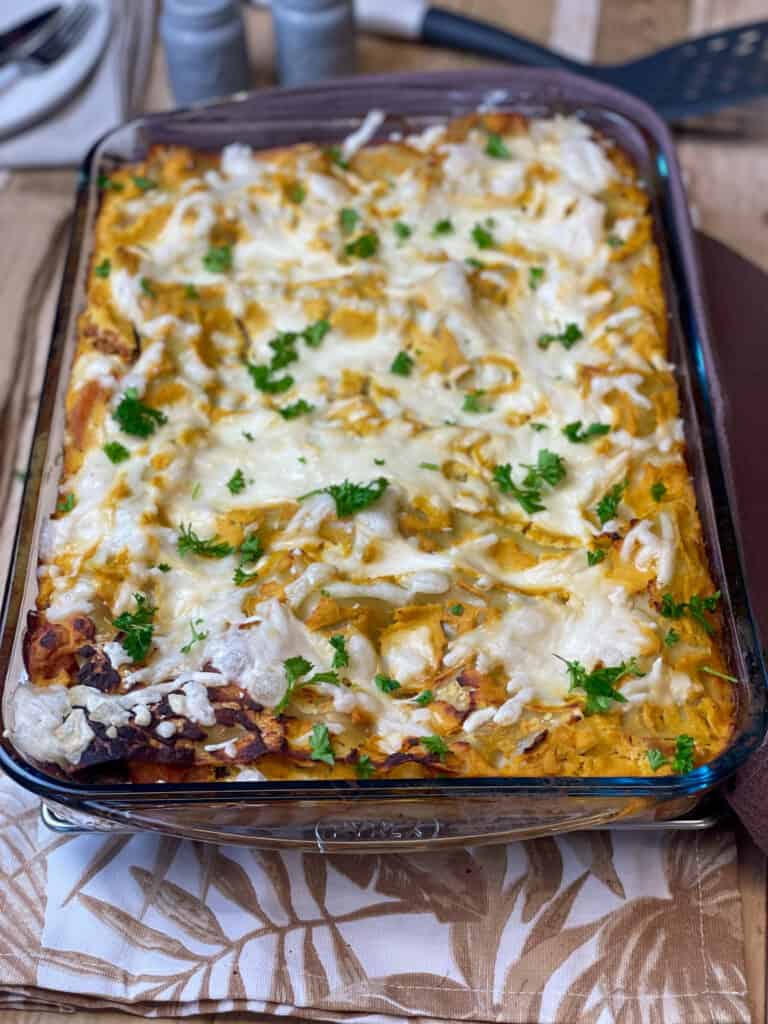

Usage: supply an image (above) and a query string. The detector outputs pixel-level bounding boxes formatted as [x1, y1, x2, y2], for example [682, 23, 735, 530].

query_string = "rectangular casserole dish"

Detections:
[0, 68, 765, 851]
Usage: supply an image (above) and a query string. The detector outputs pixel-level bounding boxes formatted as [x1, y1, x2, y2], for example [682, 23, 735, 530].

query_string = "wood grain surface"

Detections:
[1, 1, 766, 1021]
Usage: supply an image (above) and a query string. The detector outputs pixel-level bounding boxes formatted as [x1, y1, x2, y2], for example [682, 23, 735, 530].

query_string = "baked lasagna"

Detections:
[11, 111, 735, 783]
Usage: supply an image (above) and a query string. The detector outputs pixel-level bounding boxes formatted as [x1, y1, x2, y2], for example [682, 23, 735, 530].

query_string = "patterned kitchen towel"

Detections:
[0, 772, 750, 1023]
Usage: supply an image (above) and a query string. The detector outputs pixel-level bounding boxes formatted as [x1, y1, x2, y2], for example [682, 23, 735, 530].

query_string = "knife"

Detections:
[0, 5, 61, 67]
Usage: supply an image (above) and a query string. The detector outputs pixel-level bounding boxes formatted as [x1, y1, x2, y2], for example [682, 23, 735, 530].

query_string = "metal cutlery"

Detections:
[0, 2, 96, 91]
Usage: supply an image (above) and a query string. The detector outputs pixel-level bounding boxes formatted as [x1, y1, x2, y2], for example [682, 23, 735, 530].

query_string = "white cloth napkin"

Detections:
[0, 0, 156, 168]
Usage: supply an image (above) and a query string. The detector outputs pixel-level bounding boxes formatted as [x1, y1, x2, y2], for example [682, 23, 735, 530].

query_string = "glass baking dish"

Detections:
[1, 69, 765, 852]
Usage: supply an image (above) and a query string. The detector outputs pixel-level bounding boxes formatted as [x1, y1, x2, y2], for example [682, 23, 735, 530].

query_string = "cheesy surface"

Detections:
[13, 112, 734, 783]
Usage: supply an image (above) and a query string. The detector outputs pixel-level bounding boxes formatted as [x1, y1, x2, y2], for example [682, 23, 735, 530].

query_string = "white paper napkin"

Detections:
[0, 0, 156, 168]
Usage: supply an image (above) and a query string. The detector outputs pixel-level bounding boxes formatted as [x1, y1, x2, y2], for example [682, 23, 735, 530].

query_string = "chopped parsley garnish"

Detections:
[97, 174, 123, 191]
[57, 493, 75, 514]
[646, 748, 667, 772]
[356, 754, 375, 778]
[394, 221, 412, 241]
[529, 422, 548, 432]
[157, 563, 171, 573]
[203, 244, 233, 273]
[660, 591, 720, 635]
[140, 277, 155, 298]
[275, 656, 313, 714]
[103, 441, 130, 464]
[279, 398, 314, 420]
[432, 219, 453, 236]
[327, 145, 349, 169]
[345, 232, 379, 258]
[191, 482, 202, 499]
[177, 523, 234, 559]
[450, 603, 464, 615]
[471, 223, 495, 249]
[339, 207, 359, 235]
[463, 389, 490, 413]
[485, 131, 511, 159]
[607, 234, 623, 248]
[185, 283, 199, 299]
[233, 565, 259, 586]
[558, 656, 640, 715]
[288, 182, 306, 204]
[132, 175, 157, 192]
[492, 464, 545, 515]
[420, 462, 440, 471]
[113, 387, 167, 438]
[466, 257, 484, 270]
[522, 448, 566, 487]
[538, 323, 583, 350]
[528, 266, 544, 290]
[303, 477, 388, 518]
[180, 618, 208, 654]
[303, 318, 331, 347]
[701, 665, 738, 682]
[310, 723, 335, 766]
[268, 331, 300, 369]
[390, 350, 414, 376]
[94, 258, 111, 278]
[651, 481, 667, 502]
[329, 634, 349, 669]
[375, 674, 400, 694]
[113, 593, 156, 663]
[587, 549, 605, 566]
[664, 628, 680, 646]
[227, 468, 246, 494]
[415, 689, 434, 706]
[242, 431, 255, 441]
[248, 363, 294, 394]
[596, 480, 627, 525]
[563, 421, 611, 443]
[422, 735, 449, 760]
[233, 536, 262, 573]
[673, 734, 695, 773]
[373, 457, 385, 465]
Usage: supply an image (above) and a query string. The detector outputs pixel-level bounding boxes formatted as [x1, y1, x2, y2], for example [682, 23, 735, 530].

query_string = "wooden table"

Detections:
[3, 1, 766, 1020]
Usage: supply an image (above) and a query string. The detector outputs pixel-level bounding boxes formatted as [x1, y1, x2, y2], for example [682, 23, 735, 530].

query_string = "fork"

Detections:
[0, 2, 96, 94]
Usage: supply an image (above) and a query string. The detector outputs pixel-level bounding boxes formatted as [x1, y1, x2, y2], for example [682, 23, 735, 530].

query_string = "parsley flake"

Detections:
[157, 563, 171, 573]
[528, 266, 544, 290]
[227, 468, 246, 494]
[279, 398, 314, 420]
[375, 674, 400, 694]
[485, 131, 511, 159]
[463, 389, 490, 413]
[327, 145, 349, 169]
[647, 748, 667, 771]
[420, 462, 440, 471]
[557, 656, 638, 715]
[432, 219, 453, 236]
[471, 223, 495, 249]
[563, 421, 610, 443]
[492, 463, 545, 515]
[97, 174, 123, 191]
[390, 350, 414, 376]
[664, 628, 680, 646]
[113, 388, 167, 438]
[660, 592, 720, 635]
[587, 549, 605, 566]
[339, 207, 359, 235]
[701, 665, 738, 683]
[415, 689, 434, 706]
[113, 593, 156, 663]
[310, 723, 335, 766]
[181, 618, 208, 654]
[177, 523, 234, 559]
[303, 477, 388, 518]
[103, 441, 129, 464]
[185, 283, 199, 299]
[672, 734, 695, 773]
[450, 603, 464, 615]
[248, 363, 294, 394]
[57, 493, 75, 514]
[356, 754, 375, 778]
[529, 422, 548, 432]
[140, 277, 155, 298]
[596, 480, 626, 525]
[203, 244, 233, 273]
[651, 481, 667, 502]
[330, 635, 349, 669]
[233, 565, 259, 586]
[288, 182, 306, 204]
[303, 319, 331, 347]
[607, 234, 623, 248]
[422, 735, 449, 760]
[345, 232, 379, 258]
[538, 323, 583, 350]
[275, 656, 313, 714]
[94, 258, 111, 278]
[394, 221, 412, 241]
[132, 175, 157, 192]
[242, 431, 255, 442]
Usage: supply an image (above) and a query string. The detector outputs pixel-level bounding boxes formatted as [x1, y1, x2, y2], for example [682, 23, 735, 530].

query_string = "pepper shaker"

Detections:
[161, 0, 252, 106]
[271, 0, 356, 86]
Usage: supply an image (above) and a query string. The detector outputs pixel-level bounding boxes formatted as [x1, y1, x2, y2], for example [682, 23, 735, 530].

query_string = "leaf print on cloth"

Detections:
[0, 771, 742, 1024]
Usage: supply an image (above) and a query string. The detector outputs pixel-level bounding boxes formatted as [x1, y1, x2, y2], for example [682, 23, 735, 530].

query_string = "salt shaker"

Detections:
[160, 0, 252, 106]
[271, 0, 356, 86]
